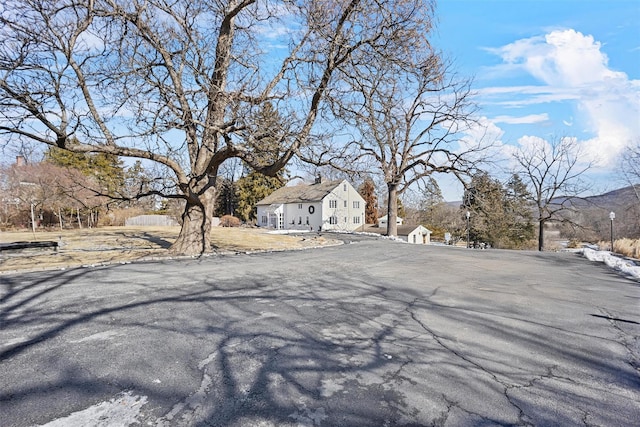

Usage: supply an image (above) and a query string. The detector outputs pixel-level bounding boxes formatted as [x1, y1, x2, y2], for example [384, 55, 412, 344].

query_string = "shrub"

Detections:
[220, 215, 241, 227]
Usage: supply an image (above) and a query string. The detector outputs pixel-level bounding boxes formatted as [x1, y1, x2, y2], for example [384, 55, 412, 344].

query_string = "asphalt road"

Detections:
[1, 239, 639, 426]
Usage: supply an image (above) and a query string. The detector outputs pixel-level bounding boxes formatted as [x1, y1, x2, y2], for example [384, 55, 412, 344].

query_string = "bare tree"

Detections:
[514, 137, 592, 251]
[0, 0, 435, 255]
[314, 41, 486, 236]
[619, 140, 640, 202]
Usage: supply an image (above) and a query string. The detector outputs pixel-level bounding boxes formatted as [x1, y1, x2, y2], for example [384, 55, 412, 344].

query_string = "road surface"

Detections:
[1, 240, 639, 426]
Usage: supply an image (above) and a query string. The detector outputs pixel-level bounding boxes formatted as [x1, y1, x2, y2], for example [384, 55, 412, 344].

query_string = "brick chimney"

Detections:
[16, 156, 25, 166]
[315, 175, 322, 184]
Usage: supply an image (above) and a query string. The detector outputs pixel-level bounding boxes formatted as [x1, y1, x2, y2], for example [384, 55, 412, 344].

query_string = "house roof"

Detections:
[256, 179, 345, 205]
[397, 224, 431, 236]
[363, 224, 431, 236]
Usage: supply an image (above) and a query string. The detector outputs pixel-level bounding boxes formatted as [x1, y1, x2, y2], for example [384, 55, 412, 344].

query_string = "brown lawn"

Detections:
[0, 226, 338, 273]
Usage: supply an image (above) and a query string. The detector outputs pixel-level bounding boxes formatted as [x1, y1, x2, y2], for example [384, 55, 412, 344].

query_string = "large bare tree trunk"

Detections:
[538, 218, 545, 251]
[170, 186, 216, 256]
[0, 0, 441, 257]
[387, 183, 398, 237]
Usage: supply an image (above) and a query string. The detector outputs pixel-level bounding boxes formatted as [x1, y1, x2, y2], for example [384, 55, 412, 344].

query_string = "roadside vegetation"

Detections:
[609, 238, 640, 259]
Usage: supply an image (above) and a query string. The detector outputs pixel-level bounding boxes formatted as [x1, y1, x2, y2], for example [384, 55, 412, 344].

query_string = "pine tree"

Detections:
[235, 172, 284, 223]
[45, 146, 124, 194]
[462, 172, 536, 248]
[214, 178, 238, 217]
[358, 179, 378, 224]
[232, 102, 288, 222]
[503, 174, 535, 247]
[397, 198, 406, 220]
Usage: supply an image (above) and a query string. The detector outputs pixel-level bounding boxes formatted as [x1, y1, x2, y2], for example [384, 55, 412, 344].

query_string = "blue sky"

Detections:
[432, 0, 640, 200]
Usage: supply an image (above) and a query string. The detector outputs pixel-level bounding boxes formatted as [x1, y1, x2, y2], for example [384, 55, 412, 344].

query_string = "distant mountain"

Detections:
[555, 185, 639, 209]
[446, 184, 639, 210]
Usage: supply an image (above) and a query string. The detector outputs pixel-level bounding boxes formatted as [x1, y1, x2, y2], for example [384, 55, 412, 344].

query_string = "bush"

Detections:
[220, 215, 241, 227]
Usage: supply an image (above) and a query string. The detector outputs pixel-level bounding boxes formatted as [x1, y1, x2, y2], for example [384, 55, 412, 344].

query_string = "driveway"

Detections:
[1, 241, 638, 426]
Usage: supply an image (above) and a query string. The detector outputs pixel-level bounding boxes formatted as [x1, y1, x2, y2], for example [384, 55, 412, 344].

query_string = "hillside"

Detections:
[573, 185, 639, 209]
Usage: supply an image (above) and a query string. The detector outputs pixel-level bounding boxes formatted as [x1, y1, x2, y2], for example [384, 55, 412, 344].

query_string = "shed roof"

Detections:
[256, 179, 344, 205]
[397, 224, 431, 236]
[363, 224, 432, 236]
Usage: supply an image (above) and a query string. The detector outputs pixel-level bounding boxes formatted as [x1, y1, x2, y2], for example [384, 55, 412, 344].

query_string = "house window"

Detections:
[298, 203, 302, 209]
[329, 200, 337, 209]
[306, 216, 309, 225]
[329, 216, 337, 225]
[343, 184, 347, 191]
[298, 216, 302, 224]
[261, 215, 268, 224]
[344, 200, 347, 207]
[353, 201, 360, 209]
[353, 216, 360, 224]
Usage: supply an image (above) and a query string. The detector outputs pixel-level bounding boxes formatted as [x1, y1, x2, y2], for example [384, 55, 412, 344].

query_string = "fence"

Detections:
[125, 215, 179, 227]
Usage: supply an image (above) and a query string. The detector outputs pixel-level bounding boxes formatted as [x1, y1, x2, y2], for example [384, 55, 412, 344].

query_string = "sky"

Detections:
[431, 0, 640, 201]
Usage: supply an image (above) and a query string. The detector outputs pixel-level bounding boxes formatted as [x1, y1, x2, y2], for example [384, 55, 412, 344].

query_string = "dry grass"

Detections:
[596, 238, 640, 258]
[613, 238, 640, 259]
[0, 226, 337, 273]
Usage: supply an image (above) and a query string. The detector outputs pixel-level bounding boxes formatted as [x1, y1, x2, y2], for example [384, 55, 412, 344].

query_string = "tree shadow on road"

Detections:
[1, 252, 638, 427]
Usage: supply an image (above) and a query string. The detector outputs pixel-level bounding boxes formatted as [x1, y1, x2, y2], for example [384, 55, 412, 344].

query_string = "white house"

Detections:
[256, 177, 365, 232]
[378, 214, 403, 227]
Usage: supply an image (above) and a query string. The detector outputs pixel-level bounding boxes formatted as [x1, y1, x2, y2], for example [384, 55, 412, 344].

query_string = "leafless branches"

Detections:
[513, 137, 593, 251]
[0, 0, 442, 254]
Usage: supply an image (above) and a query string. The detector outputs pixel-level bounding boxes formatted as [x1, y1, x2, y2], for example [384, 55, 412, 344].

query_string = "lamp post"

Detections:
[466, 210, 471, 249]
[609, 211, 615, 252]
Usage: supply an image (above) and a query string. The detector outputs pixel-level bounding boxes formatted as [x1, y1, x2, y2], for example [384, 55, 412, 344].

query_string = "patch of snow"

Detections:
[267, 229, 311, 235]
[581, 248, 640, 281]
[35, 391, 147, 427]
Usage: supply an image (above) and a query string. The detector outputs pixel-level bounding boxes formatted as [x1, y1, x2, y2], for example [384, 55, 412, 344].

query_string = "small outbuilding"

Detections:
[397, 225, 432, 245]
[364, 223, 432, 245]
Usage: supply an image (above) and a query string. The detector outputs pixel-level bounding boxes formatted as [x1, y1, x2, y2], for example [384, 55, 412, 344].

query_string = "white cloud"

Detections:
[484, 29, 640, 167]
[492, 113, 549, 125]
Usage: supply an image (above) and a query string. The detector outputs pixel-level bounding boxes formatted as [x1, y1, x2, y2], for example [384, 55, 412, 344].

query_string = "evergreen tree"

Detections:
[45, 146, 124, 195]
[462, 172, 536, 249]
[214, 178, 238, 217]
[503, 174, 535, 247]
[397, 198, 406, 220]
[358, 179, 378, 224]
[420, 177, 444, 209]
[463, 172, 505, 247]
[235, 172, 284, 223]
[232, 102, 288, 222]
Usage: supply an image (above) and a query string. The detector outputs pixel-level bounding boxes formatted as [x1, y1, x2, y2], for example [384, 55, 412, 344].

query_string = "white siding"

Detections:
[321, 180, 365, 231]
[256, 180, 364, 232]
[407, 226, 432, 245]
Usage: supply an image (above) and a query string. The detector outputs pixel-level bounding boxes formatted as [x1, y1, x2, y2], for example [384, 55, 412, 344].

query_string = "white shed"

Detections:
[397, 225, 432, 245]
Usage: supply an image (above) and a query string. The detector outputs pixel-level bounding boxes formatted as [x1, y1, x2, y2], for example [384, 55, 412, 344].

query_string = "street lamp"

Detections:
[609, 211, 615, 252]
[466, 211, 471, 249]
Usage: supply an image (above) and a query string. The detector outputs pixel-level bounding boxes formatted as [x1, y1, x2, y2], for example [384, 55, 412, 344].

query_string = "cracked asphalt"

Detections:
[1, 239, 639, 426]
